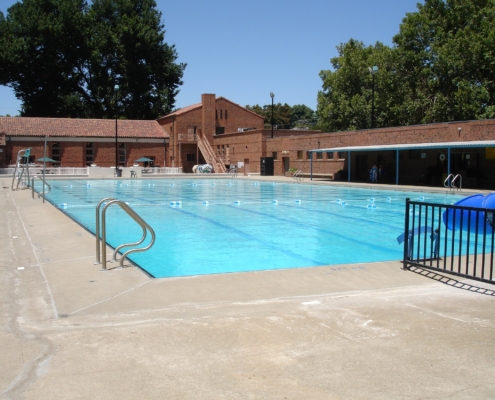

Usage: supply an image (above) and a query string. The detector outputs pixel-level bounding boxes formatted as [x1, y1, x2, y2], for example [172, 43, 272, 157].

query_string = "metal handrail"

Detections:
[451, 174, 462, 191]
[95, 198, 155, 270]
[228, 166, 238, 178]
[443, 173, 462, 190]
[31, 175, 51, 200]
[443, 173, 454, 188]
[293, 170, 303, 183]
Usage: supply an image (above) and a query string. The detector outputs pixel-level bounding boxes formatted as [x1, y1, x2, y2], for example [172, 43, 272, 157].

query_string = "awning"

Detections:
[309, 140, 495, 153]
[307, 140, 495, 184]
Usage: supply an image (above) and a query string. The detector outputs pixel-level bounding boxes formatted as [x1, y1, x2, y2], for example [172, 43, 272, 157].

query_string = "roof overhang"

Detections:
[309, 140, 495, 153]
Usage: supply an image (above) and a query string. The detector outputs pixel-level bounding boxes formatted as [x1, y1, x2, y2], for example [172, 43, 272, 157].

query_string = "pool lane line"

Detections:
[51, 182, 332, 269]
[216, 202, 397, 255]
[154, 205, 331, 267]
[52, 181, 404, 253]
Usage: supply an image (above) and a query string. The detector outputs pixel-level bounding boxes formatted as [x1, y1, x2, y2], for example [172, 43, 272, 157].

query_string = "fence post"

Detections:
[403, 198, 410, 270]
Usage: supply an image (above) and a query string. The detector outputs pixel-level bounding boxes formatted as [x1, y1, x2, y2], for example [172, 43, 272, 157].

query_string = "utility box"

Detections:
[260, 157, 274, 176]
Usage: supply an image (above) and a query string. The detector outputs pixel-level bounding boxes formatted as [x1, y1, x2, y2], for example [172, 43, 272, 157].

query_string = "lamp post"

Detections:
[114, 84, 120, 175]
[270, 92, 275, 138]
[368, 66, 378, 129]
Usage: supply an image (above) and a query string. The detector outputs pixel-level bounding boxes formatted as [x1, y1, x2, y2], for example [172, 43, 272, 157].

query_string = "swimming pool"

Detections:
[40, 179, 466, 278]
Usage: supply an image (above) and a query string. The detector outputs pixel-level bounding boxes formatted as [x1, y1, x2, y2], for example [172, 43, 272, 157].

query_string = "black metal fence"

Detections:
[403, 198, 495, 284]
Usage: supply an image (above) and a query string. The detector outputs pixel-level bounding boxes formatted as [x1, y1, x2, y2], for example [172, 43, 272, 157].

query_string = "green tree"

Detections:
[317, 0, 495, 131]
[393, 0, 495, 123]
[290, 104, 317, 128]
[317, 39, 397, 131]
[0, 0, 89, 117]
[0, 0, 186, 119]
[246, 103, 315, 129]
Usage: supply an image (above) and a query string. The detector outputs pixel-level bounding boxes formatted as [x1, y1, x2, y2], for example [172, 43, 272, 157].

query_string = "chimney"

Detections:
[201, 94, 216, 143]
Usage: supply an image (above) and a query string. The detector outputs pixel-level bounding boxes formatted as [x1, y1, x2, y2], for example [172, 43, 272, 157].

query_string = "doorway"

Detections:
[283, 157, 290, 173]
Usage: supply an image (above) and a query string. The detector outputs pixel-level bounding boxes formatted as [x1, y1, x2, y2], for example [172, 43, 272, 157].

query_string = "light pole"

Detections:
[270, 92, 275, 138]
[368, 66, 378, 129]
[114, 84, 120, 175]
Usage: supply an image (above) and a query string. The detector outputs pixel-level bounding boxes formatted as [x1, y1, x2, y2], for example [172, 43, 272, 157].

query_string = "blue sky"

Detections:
[0, 0, 423, 116]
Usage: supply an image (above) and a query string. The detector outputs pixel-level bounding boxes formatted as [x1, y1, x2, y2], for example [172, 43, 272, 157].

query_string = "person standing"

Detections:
[370, 164, 378, 183]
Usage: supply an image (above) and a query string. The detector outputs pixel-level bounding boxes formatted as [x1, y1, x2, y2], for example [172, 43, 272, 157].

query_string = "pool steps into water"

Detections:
[95, 198, 156, 270]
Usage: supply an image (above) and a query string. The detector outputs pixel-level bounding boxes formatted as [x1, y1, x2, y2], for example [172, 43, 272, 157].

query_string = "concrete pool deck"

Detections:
[1, 176, 495, 399]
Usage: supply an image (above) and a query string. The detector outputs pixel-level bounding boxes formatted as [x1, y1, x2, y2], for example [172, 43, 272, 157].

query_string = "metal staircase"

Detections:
[197, 130, 227, 173]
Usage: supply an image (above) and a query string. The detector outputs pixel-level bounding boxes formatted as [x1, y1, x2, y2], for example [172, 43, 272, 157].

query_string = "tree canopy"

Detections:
[246, 103, 316, 129]
[0, 0, 186, 119]
[317, 0, 495, 132]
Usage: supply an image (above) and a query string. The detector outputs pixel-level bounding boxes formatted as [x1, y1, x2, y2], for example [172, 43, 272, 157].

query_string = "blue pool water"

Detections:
[39, 179, 466, 278]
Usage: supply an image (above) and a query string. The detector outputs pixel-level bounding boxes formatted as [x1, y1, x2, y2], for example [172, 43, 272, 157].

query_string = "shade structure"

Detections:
[134, 157, 153, 162]
[36, 157, 57, 162]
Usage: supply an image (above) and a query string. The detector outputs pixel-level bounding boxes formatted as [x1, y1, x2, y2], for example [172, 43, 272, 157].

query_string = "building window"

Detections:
[216, 127, 225, 135]
[220, 109, 223, 119]
[317, 152, 323, 160]
[327, 152, 333, 159]
[118, 143, 126, 166]
[306, 151, 313, 160]
[216, 110, 218, 119]
[272, 151, 277, 160]
[297, 151, 303, 160]
[225, 110, 228, 119]
[51, 142, 61, 166]
[186, 154, 196, 162]
[86, 142, 94, 165]
[217, 145, 221, 155]
[338, 152, 345, 159]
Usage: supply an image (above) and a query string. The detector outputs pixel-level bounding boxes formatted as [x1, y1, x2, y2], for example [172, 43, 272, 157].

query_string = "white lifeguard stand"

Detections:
[11, 148, 32, 191]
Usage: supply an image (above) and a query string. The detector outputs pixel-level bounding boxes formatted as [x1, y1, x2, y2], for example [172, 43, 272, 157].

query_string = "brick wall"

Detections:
[212, 120, 495, 188]
[157, 94, 265, 170]
[4, 140, 166, 168]
[202, 94, 216, 143]
[214, 98, 264, 134]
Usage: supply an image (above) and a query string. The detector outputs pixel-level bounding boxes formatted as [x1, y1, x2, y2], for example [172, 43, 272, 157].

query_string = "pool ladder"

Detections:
[444, 173, 462, 191]
[228, 166, 238, 178]
[293, 170, 303, 183]
[31, 175, 51, 202]
[95, 198, 156, 270]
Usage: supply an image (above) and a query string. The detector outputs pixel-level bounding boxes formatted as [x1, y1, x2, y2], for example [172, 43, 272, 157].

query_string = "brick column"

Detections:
[201, 94, 216, 144]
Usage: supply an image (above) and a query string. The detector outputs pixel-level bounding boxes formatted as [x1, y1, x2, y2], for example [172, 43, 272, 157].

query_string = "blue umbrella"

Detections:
[134, 157, 153, 163]
[36, 156, 57, 162]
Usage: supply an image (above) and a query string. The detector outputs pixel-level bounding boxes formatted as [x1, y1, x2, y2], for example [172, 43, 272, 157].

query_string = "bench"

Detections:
[301, 173, 334, 180]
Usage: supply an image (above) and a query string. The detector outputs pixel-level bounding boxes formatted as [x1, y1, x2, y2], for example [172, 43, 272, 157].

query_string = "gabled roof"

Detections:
[0, 117, 168, 139]
[158, 102, 202, 119]
[215, 97, 265, 120]
[156, 96, 265, 121]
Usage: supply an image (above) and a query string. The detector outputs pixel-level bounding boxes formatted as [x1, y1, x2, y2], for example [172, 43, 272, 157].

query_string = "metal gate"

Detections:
[402, 198, 495, 284]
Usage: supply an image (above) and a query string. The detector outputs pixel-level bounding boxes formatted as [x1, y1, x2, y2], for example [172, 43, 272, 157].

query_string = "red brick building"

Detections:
[213, 120, 495, 188]
[1, 94, 495, 189]
[157, 94, 264, 172]
[0, 117, 168, 168]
